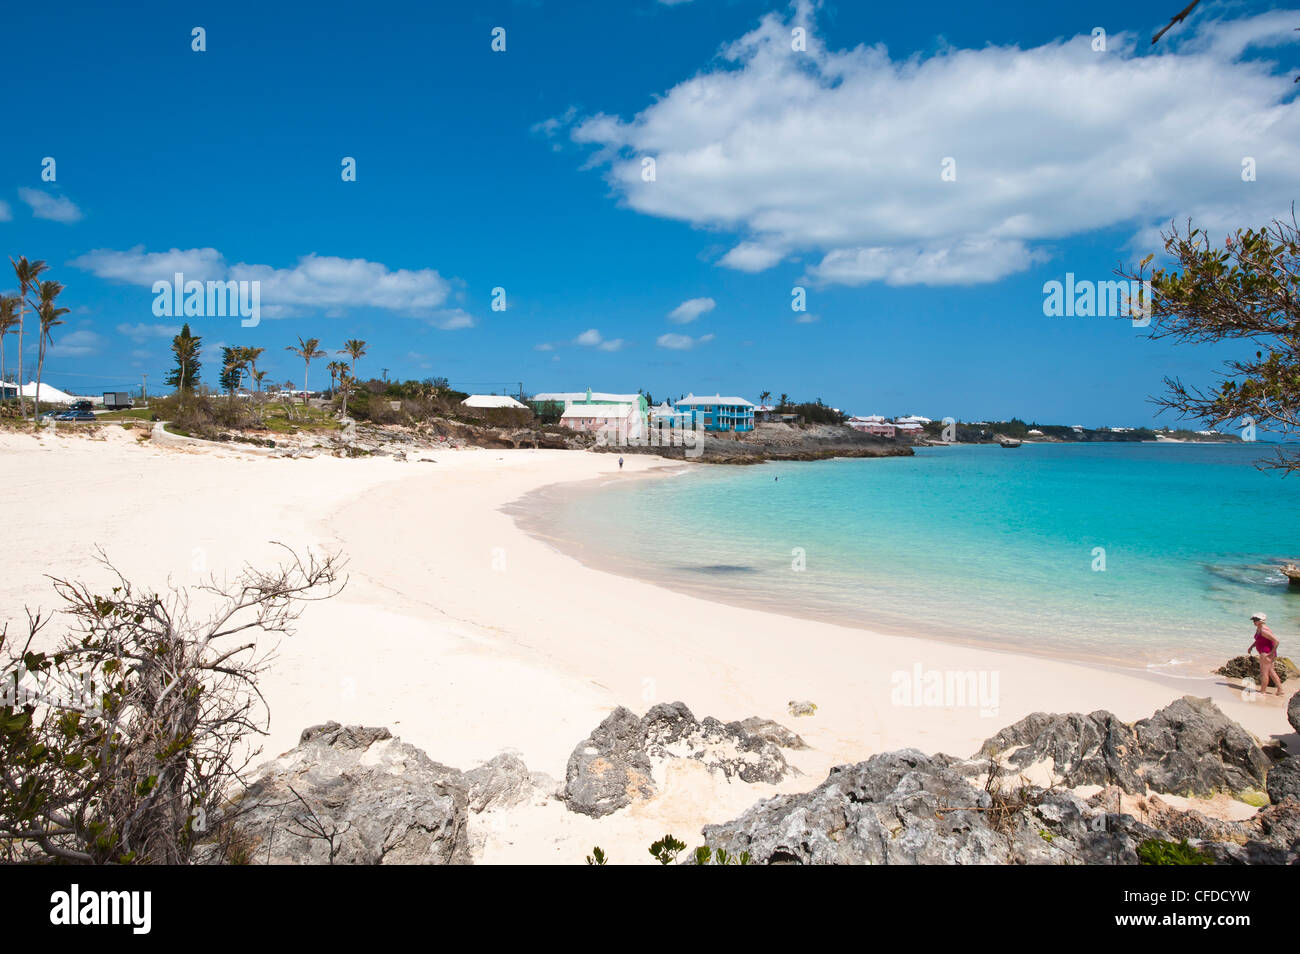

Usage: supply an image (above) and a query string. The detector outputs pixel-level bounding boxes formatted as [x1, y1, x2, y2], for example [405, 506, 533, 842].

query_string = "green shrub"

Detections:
[1136, 838, 1214, 865]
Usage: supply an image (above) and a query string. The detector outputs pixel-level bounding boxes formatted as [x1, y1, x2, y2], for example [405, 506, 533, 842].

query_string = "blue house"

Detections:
[673, 393, 756, 432]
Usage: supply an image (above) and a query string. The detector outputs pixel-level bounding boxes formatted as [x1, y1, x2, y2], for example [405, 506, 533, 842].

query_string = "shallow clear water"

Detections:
[519, 443, 1300, 673]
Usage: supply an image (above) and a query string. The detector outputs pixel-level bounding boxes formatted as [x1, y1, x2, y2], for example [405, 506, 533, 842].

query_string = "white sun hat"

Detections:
[1250, 612, 1267, 621]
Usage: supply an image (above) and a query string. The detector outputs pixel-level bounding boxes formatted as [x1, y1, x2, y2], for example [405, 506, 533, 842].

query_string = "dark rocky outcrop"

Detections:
[564, 707, 657, 819]
[1133, 696, 1271, 795]
[977, 696, 1269, 797]
[1289, 691, 1300, 734]
[700, 751, 1300, 866]
[234, 722, 471, 865]
[1267, 757, 1300, 805]
[463, 752, 558, 813]
[976, 710, 1143, 791]
[699, 749, 1167, 865]
[231, 723, 558, 864]
[1216, 654, 1297, 684]
[564, 703, 794, 817]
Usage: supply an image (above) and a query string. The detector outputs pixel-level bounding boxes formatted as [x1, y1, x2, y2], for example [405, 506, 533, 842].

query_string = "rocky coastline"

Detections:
[221, 693, 1300, 865]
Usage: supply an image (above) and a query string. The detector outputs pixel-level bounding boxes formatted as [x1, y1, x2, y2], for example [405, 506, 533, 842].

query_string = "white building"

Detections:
[560, 403, 643, 440]
[461, 394, 527, 409]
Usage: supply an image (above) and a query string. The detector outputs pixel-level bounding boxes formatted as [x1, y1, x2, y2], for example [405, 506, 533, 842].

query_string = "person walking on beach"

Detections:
[618, 456, 624, 470]
[1248, 613, 1284, 696]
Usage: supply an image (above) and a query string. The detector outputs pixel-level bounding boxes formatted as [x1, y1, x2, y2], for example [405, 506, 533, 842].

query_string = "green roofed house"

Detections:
[530, 388, 648, 424]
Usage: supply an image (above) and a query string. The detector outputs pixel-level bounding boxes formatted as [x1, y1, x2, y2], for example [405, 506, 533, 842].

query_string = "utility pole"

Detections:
[141, 373, 148, 401]
[382, 368, 389, 383]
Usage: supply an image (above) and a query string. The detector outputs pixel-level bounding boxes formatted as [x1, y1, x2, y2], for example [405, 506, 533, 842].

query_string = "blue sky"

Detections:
[2, 0, 1298, 425]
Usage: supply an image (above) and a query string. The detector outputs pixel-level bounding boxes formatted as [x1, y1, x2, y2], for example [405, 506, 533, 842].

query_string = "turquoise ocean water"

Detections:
[518, 443, 1300, 673]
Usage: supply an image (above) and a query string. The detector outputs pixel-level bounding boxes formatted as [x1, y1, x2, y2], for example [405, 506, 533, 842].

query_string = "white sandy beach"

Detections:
[2, 426, 1295, 863]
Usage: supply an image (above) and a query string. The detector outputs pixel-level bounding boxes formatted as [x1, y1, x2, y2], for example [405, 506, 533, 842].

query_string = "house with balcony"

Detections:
[673, 393, 755, 432]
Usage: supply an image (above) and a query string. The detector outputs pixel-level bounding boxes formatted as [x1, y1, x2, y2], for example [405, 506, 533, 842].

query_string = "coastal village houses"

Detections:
[848, 415, 896, 437]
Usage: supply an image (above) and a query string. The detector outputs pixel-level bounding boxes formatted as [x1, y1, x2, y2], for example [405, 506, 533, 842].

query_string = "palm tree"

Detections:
[241, 346, 265, 396]
[340, 338, 367, 376]
[325, 360, 345, 394]
[0, 296, 18, 401]
[285, 337, 326, 407]
[338, 369, 354, 420]
[759, 390, 772, 407]
[33, 281, 68, 418]
[778, 393, 790, 411]
[11, 257, 49, 419]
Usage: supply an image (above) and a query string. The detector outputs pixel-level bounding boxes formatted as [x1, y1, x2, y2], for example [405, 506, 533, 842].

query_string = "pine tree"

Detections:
[166, 324, 202, 392]
[219, 347, 244, 395]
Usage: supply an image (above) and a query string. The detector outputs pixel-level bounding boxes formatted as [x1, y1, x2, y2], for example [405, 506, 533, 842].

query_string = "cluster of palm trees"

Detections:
[757, 391, 791, 410]
[219, 346, 268, 397]
[275, 337, 366, 416]
[219, 338, 367, 412]
[0, 256, 70, 420]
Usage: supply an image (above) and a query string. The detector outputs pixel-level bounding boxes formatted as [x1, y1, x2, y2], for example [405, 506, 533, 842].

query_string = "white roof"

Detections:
[560, 404, 635, 419]
[16, 381, 84, 404]
[462, 394, 527, 409]
[850, 415, 886, 423]
[895, 415, 931, 424]
[676, 393, 754, 407]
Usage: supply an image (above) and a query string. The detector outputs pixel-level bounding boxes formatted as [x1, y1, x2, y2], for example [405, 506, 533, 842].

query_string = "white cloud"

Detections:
[657, 332, 715, 350]
[0, 201, 11, 222]
[667, 296, 716, 323]
[117, 322, 181, 340]
[717, 243, 785, 273]
[71, 247, 458, 320]
[42, 329, 102, 358]
[427, 308, 475, 330]
[574, 328, 627, 351]
[19, 188, 83, 224]
[565, 2, 1300, 286]
[71, 247, 227, 283]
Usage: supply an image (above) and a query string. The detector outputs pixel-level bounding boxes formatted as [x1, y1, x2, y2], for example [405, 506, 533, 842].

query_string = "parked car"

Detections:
[69, 400, 95, 413]
[52, 409, 97, 422]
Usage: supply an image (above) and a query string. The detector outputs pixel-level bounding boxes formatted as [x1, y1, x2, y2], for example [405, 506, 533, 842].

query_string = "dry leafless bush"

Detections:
[0, 545, 345, 864]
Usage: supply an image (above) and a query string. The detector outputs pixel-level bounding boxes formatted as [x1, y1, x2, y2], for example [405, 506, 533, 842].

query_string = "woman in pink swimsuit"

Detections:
[1248, 613, 1283, 696]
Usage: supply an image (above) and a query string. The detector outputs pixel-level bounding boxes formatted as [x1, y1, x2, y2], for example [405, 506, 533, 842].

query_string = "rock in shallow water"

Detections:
[1216, 654, 1296, 683]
